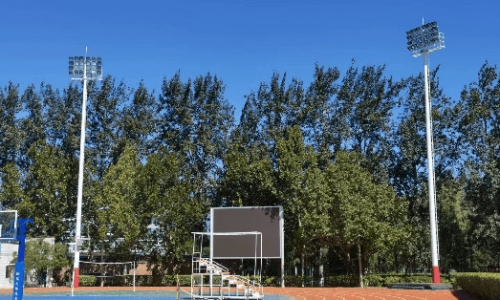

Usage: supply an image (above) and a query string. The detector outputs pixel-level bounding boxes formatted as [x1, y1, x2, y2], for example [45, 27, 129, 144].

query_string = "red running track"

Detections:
[264, 287, 476, 300]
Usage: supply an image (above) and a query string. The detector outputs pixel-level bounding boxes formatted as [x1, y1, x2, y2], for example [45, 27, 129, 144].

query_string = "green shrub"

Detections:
[284, 276, 304, 287]
[363, 275, 383, 287]
[361, 274, 451, 287]
[325, 275, 358, 287]
[262, 276, 280, 286]
[455, 272, 500, 300]
[79, 275, 97, 286]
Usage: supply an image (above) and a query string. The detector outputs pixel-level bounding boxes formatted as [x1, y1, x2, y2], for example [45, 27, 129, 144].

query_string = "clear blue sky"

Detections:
[1, 0, 499, 121]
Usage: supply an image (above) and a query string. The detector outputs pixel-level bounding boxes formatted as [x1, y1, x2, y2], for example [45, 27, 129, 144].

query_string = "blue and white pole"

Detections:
[12, 219, 33, 300]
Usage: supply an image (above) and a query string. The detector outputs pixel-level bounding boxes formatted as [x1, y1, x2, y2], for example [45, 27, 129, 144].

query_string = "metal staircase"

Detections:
[186, 233, 264, 300]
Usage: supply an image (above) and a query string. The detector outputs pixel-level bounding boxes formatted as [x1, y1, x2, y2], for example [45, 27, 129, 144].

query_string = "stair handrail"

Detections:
[223, 274, 263, 295]
[195, 257, 230, 273]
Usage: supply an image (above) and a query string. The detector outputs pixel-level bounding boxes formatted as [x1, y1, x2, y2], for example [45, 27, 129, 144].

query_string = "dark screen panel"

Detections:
[212, 206, 282, 258]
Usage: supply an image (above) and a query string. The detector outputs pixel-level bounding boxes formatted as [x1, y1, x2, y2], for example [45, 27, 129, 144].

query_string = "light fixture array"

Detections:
[69, 56, 102, 78]
[406, 21, 445, 56]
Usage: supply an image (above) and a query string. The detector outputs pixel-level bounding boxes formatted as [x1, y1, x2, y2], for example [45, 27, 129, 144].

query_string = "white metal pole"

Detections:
[423, 53, 440, 283]
[210, 210, 214, 296]
[254, 234, 257, 278]
[260, 233, 262, 284]
[279, 207, 285, 288]
[73, 50, 88, 289]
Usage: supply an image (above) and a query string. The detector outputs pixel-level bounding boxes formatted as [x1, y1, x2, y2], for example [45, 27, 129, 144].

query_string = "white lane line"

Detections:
[365, 295, 386, 300]
[369, 293, 407, 300]
[397, 294, 427, 300]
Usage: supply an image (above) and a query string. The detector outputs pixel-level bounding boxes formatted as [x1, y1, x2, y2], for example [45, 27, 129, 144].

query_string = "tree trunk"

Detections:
[319, 249, 324, 287]
[358, 244, 363, 288]
[301, 248, 305, 287]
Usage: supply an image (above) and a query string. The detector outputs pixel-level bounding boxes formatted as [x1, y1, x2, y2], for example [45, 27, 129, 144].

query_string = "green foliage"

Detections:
[140, 147, 206, 274]
[362, 274, 453, 286]
[315, 151, 408, 273]
[0, 83, 23, 168]
[18, 140, 71, 237]
[79, 275, 97, 286]
[324, 275, 359, 287]
[455, 272, 500, 300]
[219, 139, 276, 207]
[0, 162, 25, 209]
[2, 62, 500, 279]
[257, 275, 451, 288]
[13, 238, 70, 280]
[94, 145, 143, 255]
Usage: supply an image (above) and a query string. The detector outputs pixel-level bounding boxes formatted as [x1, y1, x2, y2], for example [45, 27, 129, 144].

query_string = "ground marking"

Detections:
[397, 294, 427, 300]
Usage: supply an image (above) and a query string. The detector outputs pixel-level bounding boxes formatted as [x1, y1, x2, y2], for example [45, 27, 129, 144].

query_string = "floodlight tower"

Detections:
[406, 21, 445, 284]
[68, 49, 102, 288]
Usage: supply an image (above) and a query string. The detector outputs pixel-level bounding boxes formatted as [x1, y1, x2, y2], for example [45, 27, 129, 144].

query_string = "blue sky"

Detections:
[1, 0, 499, 121]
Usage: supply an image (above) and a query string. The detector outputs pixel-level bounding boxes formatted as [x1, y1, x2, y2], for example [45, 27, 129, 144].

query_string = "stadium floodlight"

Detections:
[406, 21, 445, 284]
[68, 48, 102, 289]
[69, 56, 102, 79]
[406, 21, 444, 57]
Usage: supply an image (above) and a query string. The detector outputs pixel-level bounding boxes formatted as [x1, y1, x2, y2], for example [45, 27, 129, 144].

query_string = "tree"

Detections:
[18, 140, 71, 239]
[334, 62, 404, 183]
[0, 82, 24, 169]
[19, 84, 47, 170]
[219, 135, 277, 207]
[0, 162, 25, 210]
[14, 238, 69, 287]
[86, 76, 131, 178]
[300, 65, 340, 165]
[93, 145, 143, 258]
[456, 62, 500, 270]
[115, 81, 156, 159]
[237, 72, 304, 152]
[275, 126, 325, 280]
[157, 72, 234, 207]
[314, 151, 407, 276]
[140, 147, 205, 276]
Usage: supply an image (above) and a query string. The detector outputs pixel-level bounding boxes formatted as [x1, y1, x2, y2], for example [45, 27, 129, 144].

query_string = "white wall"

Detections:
[0, 242, 17, 288]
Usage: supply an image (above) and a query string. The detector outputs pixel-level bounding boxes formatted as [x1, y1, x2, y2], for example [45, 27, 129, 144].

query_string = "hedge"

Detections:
[363, 274, 449, 287]
[79, 275, 97, 286]
[260, 274, 451, 287]
[455, 272, 500, 300]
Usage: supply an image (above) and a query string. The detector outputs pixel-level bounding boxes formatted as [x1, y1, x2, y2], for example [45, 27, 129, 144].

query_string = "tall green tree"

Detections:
[0, 162, 25, 210]
[116, 81, 157, 159]
[86, 76, 131, 178]
[157, 72, 234, 206]
[93, 145, 143, 258]
[237, 73, 304, 152]
[19, 140, 71, 239]
[335, 62, 404, 183]
[456, 62, 500, 270]
[219, 136, 276, 207]
[0, 83, 24, 169]
[140, 147, 205, 275]
[314, 151, 407, 275]
[300, 65, 340, 164]
[275, 126, 325, 278]
[19, 84, 47, 169]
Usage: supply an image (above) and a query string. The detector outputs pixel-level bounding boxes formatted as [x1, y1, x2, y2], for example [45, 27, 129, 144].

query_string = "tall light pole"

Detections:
[406, 21, 445, 284]
[69, 49, 102, 288]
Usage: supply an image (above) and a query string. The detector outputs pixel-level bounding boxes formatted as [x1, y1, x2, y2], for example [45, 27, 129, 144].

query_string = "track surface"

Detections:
[265, 287, 476, 300]
[0, 286, 476, 300]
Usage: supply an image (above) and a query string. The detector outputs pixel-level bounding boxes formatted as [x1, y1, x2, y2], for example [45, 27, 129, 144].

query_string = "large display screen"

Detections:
[211, 206, 282, 259]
